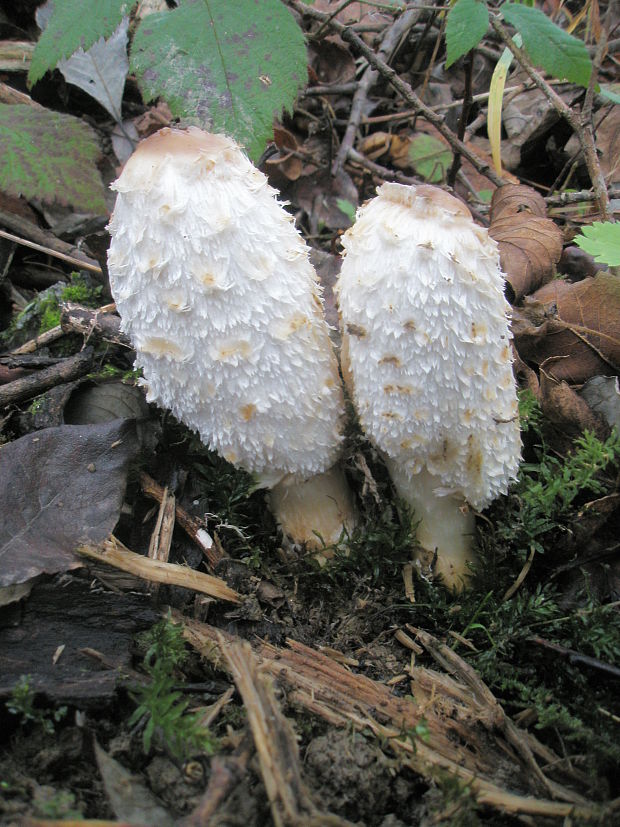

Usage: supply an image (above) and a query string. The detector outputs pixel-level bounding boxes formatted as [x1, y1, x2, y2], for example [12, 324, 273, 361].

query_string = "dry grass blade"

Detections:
[77, 536, 240, 603]
[177, 615, 606, 822]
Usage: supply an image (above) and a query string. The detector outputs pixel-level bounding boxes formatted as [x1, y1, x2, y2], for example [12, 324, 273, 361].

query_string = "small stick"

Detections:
[332, 6, 424, 175]
[9, 325, 65, 355]
[140, 471, 228, 568]
[0, 228, 103, 274]
[0, 347, 94, 408]
[76, 535, 241, 603]
[489, 15, 612, 220]
[290, 0, 505, 187]
[60, 302, 130, 348]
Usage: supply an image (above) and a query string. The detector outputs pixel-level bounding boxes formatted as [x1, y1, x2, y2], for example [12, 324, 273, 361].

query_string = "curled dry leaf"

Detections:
[265, 124, 303, 182]
[489, 184, 563, 302]
[539, 368, 609, 442]
[512, 273, 620, 384]
[308, 37, 356, 86]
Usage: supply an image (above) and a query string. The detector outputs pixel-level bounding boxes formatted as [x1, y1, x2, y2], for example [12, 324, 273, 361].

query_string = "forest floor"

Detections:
[0, 1, 619, 825]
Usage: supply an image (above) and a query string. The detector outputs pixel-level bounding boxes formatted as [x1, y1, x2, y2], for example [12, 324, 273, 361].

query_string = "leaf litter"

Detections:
[0, 1, 620, 824]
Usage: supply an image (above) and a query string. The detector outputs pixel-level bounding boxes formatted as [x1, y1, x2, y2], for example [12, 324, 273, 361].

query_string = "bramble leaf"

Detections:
[445, 0, 489, 68]
[0, 104, 107, 213]
[29, 0, 135, 86]
[500, 3, 592, 87]
[575, 222, 620, 267]
[130, 0, 307, 162]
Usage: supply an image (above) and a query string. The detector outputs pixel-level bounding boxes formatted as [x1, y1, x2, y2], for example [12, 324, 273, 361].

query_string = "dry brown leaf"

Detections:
[308, 36, 356, 86]
[512, 273, 620, 383]
[490, 184, 563, 302]
[539, 368, 609, 440]
[265, 125, 303, 182]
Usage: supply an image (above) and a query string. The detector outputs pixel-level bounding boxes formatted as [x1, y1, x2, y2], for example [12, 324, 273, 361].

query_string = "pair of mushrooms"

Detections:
[107, 127, 521, 590]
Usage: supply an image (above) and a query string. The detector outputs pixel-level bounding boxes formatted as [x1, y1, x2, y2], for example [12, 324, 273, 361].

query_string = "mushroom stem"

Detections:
[384, 460, 476, 590]
[268, 465, 357, 550]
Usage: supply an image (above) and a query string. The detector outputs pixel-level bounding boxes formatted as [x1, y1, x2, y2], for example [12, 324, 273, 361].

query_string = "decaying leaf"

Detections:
[539, 368, 609, 440]
[0, 103, 108, 214]
[0, 419, 139, 588]
[490, 184, 563, 302]
[265, 125, 303, 182]
[512, 273, 620, 383]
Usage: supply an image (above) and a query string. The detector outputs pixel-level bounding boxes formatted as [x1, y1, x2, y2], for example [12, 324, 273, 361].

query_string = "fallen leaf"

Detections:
[0, 419, 139, 587]
[512, 273, 620, 383]
[95, 741, 175, 826]
[490, 184, 563, 302]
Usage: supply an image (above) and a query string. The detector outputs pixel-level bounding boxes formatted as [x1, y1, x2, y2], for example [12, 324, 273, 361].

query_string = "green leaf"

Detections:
[29, 0, 135, 86]
[130, 0, 308, 162]
[574, 222, 620, 267]
[500, 3, 592, 87]
[445, 0, 489, 68]
[0, 104, 107, 214]
[599, 84, 620, 105]
[407, 134, 452, 183]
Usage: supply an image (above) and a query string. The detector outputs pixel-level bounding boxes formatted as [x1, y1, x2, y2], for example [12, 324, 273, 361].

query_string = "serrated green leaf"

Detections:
[130, 0, 307, 162]
[0, 104, 107, 214]
[408, 134, 452, 183]
[575, 222, 620, 267]
[500, 3, 592, 87]
[29, 0, 135, 86]
[445, 0, 489, 68]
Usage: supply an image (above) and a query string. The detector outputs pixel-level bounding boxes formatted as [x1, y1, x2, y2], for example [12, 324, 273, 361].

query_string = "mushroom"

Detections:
[107, 127, 355, 548]
[337, 183, 521, 589]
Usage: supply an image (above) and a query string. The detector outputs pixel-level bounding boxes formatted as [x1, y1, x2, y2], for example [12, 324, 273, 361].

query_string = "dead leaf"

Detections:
[490, 184, 563, 302]
[308, 37, 356, 86]
[512, 273, 620, 383]
[265, 125, 303, 182]
[539, 367, 609, 439]
[0, 419, 139, 587]
[95, 741, 175, 826]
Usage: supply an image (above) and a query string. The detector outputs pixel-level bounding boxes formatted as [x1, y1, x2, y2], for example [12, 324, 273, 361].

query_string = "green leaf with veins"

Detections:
[130, 0, 307, 162]
[500, 3, 592, 87]
[445, 0, 489, 68]
[0, 104, 107, 214]
[575, 222, 620, 267]
[29, 0, 135, 86]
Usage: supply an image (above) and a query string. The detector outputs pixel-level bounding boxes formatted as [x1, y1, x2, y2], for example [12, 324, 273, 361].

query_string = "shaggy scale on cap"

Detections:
[337, 183, 521, 587]
[107, 127, 355, 545]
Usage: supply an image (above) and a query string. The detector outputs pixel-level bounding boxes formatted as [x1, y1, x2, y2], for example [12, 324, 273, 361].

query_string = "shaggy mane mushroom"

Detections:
[337, 183, 521, 590]
[107, 127, 355, 549]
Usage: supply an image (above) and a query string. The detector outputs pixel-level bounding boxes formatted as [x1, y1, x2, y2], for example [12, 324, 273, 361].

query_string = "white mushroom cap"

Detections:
[107, 127, 346, 484]
[337, 183, 521, 512]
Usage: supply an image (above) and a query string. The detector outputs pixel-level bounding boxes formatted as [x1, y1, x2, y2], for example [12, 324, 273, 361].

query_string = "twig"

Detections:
[332, 6, 424, 175]
[347, 146, 419, 184]
[0, 227, 103, 275]
[60, 302, 130, 348]
[76, 535, 241, 603]
[447, 50, 474, 188]
[546, 185, 620, 207]
[290, 0, 505, 187]
[527, 636, 620, 680]
[0, 346, 94, 408]
[140, 471, 228, 568]
[489, 15, 612, 221]
[9, 325, 65, 355]
[220, 637, 356, 827]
